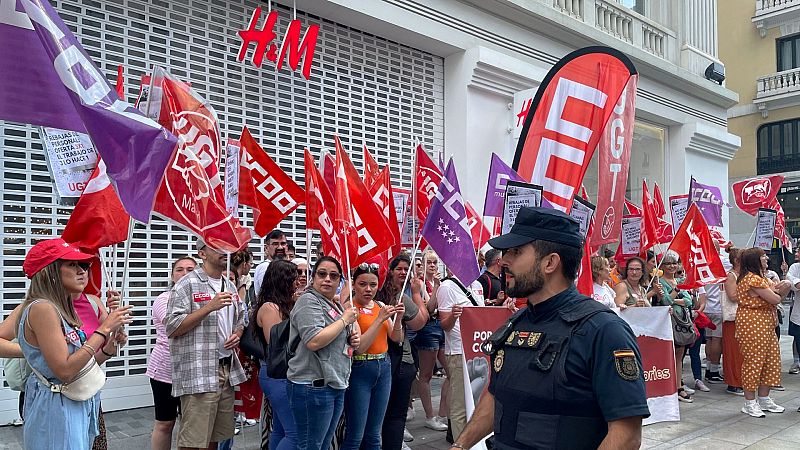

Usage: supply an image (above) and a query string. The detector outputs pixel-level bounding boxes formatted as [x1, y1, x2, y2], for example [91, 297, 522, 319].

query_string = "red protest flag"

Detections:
[641, 179, 659, 251]
[369, 166, 402, 258]
[656, 218, 674, 244]
[152, 74, 250, 252]
[115, 65, 125, 101]
[363, 144, 381, 186]
[731, 175, 784, 216]
[62, 159, 130, 252]
[653, 182, 667, 219]
[238, 127, 304, 237]
[304, 149, 343, 261]
[667, 204, 727, 290]
[334, 136, 395, 268]
[624, 199, 642, 216]
[465, 201, 491, 251]
[415, 144, 443, 223]
[320, 149, 337, 199]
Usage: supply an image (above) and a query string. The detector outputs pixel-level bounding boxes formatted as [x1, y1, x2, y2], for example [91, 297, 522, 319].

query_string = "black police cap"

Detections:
[488, 206, 583, 249]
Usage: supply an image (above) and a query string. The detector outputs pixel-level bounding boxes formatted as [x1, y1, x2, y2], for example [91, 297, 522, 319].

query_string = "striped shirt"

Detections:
[146, 291, 172, 384]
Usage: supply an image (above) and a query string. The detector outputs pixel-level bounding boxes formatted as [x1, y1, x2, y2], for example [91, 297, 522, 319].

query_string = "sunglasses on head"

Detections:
[315, 270, 341, 281]
[358, 262, 380, 273]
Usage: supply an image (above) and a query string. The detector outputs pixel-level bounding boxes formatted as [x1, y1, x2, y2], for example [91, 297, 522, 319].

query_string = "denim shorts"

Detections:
[411, 319, 444, 351]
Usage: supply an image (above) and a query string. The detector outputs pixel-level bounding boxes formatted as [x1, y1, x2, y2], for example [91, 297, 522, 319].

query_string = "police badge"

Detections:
[494, 349, 505, 373]
[613, 349, 639, 381]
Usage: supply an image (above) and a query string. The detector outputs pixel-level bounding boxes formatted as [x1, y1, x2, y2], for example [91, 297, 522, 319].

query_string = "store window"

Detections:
[584, 121, 667, 208]
[777, 33, 800, 72]
[757, 119, 800, 174]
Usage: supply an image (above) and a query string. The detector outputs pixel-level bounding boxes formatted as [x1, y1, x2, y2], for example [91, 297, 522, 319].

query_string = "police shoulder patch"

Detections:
[613, 349, 639, 381]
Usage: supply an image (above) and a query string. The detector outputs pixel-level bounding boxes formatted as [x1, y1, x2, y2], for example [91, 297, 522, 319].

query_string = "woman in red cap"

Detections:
[16, 238, 133, 449]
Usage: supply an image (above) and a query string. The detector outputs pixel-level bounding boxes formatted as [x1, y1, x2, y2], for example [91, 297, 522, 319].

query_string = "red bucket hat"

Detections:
[23, 238, 95, 278]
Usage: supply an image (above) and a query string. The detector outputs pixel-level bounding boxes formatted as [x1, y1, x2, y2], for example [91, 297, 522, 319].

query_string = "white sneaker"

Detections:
[694, 379, 710, 392]
[403, 428, 414, 442]
[435, 416, 449, 427]
[758, 397, 785, 413]
[424, 417, 448, 431]
[682, 384, 695, 395]
[406, 406, 415, 421]
[789, 363, 800, 374]
[742, 401, 766, 418]
[401, 442, 413, 450]
[244, 418, 258, 427]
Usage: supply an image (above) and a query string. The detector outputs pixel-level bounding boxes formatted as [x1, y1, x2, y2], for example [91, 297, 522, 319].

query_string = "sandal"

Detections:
[678, 388, 694, 403]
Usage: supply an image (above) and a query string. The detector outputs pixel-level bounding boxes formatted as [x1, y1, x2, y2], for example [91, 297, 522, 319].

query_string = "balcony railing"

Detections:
[755, 0, 800, 15]
[541, 0, 675, 61]
[756, 68, 800, 98]
[752, 0, 800, 37]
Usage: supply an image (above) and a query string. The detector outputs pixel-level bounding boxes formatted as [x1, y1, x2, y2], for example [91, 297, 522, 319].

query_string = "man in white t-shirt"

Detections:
[437, 272, 484, 443]
[253, 229, 289, 296]
[703, 247, 730, 384]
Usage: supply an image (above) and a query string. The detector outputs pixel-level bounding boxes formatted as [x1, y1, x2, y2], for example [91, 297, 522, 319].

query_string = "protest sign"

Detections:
[621, 215, 642, 256]
[224, 139, 240, 217]
[669, 194, 689, 229]
[618, 307, 679, 425]
[501, 181, 543, 235]
[570, 196, 596, 239]
[40, 127, 98, 204]
[754, 208, 778, 250]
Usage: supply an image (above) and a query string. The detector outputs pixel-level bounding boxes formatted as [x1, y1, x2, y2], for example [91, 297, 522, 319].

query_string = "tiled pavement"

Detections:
[5, 339, 800, 449]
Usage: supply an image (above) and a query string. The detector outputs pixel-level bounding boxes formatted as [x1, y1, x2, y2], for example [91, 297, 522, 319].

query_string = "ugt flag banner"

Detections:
[1, 0, 177, 223]
[513, 47, 637, 213]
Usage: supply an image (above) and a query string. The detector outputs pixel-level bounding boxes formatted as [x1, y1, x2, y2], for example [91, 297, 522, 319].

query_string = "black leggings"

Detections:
[381, 361, 416, 450]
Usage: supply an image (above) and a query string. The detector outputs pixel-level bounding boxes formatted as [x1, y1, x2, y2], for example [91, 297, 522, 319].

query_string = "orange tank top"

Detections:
[356, 301, 390, 355]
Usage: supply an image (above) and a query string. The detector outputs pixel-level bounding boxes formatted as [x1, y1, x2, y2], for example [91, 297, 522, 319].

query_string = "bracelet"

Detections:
[93, 330, 108, 343]
[340, 318, 348, 329]
[101, 348, 115, 357]
[82, 342, 97, 355]
[452, 444, 468, 450]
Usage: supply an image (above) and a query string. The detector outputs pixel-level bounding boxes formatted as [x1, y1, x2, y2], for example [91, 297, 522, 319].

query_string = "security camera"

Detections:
[704, 62, 725, 85]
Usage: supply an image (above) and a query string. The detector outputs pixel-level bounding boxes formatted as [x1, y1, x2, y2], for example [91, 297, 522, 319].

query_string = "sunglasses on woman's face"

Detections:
[316, 270, 341, 281]
[297, 269, 307, 276]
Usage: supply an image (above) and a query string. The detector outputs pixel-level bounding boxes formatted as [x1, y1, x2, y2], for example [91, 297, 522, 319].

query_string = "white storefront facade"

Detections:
[0, 0, 738, 421]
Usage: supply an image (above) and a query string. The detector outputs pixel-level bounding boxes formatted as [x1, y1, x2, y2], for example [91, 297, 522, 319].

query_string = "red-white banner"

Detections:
[415, 144, 443, 222]
[513, 47, 637, 213]
[334, 137, 395, 268]
[641, 179, 659, 252]
[732, 175, 784, 216]
[363, 144, 381, 187]
[304, 149, 343, 261]
[459, 305, 679, 429]
[593, 77, 637, 245]
[668, 204, 727, 290]
[619, 307, 679, 425]
[238, 127, 304, 237]
[369, 167, 402, 258]
[465, 202, 491, 250]
[152, 72, 250, 252]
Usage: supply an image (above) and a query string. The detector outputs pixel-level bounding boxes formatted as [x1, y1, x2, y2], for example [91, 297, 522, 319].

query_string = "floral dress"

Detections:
[735, 273, 781, 391]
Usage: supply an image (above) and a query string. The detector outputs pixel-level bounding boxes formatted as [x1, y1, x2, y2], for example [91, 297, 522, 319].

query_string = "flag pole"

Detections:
[119, 217, 135, 302]
[411, 141, 418, 247]
[225, 251, 231, 294]
[99, 248, 115, 299]
[398, 234, 424, 304]
[306, 229, 312, 282]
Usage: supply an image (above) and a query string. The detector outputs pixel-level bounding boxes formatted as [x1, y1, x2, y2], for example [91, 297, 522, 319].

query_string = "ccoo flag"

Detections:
[421, 159, 480, 285]
[513, 47, 637, 213]
[1, 1, 177, 223]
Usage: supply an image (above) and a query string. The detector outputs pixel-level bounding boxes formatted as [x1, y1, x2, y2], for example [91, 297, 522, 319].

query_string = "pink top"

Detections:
[74, 293, 101, 335]
[146, 291, 172, 383]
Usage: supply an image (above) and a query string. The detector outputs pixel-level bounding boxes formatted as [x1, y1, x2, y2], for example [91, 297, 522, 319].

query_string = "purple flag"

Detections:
[1, 1, 177, 223]
[483, 153, 524, 217]
[421, 159, 481, 285]
[688, 177, 724, 227]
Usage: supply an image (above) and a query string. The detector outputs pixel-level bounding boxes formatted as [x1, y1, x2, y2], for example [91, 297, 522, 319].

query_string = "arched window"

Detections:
[757, 119, 800, 174]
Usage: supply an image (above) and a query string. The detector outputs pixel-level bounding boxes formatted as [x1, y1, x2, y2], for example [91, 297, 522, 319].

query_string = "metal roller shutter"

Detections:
[0, 0, 444, 419]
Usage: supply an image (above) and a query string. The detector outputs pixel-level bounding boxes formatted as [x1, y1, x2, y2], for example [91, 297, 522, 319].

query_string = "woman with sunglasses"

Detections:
[613, 257, 660, 308]
[342, 263, 404, 449]
[288, 256, 361, 450]
[376, 255, 429, 450]
[292, 257, 309, 299]
[657, 251, 695, 403]
[254, 259, 299, 450]
[17, 238, 132, 449]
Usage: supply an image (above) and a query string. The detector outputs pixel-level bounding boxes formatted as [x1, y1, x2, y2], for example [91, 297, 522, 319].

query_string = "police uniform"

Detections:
[483, 207, 650, 450]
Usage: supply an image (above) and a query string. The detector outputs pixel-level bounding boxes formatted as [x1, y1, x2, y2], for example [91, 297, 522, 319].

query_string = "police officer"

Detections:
[450, 207, 649, 450]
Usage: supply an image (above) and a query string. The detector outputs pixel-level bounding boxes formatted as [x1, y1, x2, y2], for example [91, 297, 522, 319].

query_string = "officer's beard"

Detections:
[506, 263, 545, 298]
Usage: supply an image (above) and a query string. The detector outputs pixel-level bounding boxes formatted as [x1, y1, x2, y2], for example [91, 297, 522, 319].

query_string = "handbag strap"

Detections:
[442, 277, 479, 306]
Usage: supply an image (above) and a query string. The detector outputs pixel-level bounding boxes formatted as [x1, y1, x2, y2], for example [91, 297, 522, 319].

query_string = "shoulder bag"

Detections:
[672, 305, 697, 347]
[3, 339, 32, 392]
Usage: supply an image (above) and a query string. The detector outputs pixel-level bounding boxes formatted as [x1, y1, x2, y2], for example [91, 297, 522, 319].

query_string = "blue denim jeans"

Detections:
[260, 364, 297, 450]
[342, 357, 392, 450]
[289, 382, 345, 450]
[689, 327, 707, 380]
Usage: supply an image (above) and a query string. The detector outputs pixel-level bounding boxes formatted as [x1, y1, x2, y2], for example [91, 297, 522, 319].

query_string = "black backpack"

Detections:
[265, 318, 299, 379]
